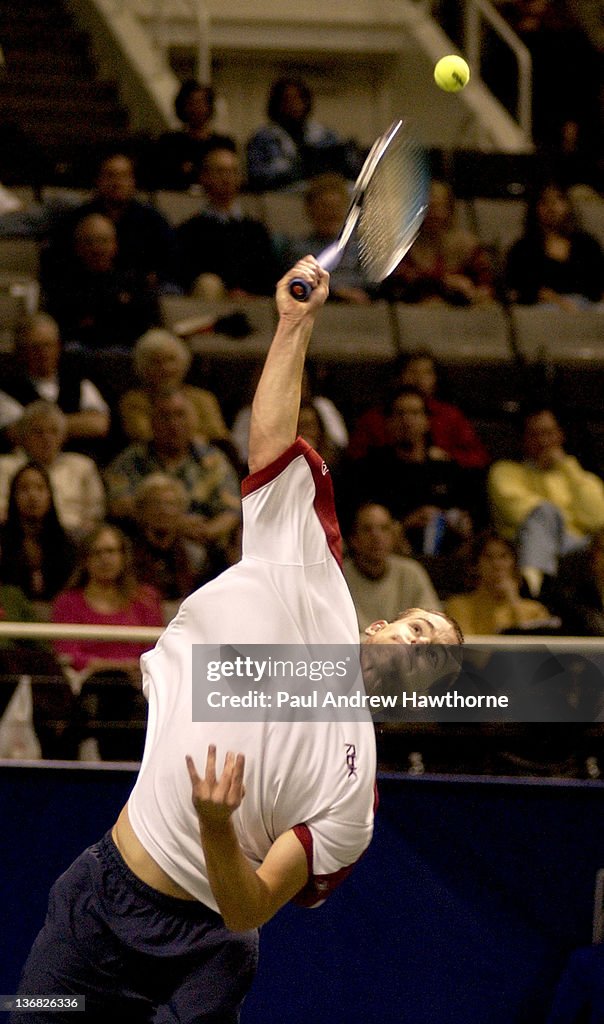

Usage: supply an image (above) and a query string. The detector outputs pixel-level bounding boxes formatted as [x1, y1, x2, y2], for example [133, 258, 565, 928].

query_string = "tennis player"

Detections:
[12, 257, 461, 1024]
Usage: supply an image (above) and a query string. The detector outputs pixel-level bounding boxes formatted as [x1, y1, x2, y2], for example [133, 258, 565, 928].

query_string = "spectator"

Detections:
[344, 386, 472, 557]
[0, 313, 110, 451]
[380, 180, 496, 305]
[52, 523, 164, 675]
[246, 75, 360, 191]
[105, 389, 241, 553]
[43, 213, 160, 351]
[118, 328, 230, 448]
[155, 80, 234, 190]
[445, 530, 557, 635]
[0, 401, 105, 537]
[348, 350, 490, 469]
[0, 462, 76, 600]
[130, 473, 209, 601]
[488, 407, 604, 595]
[177, 141, 278, 296]
[282, 173, 373, 303]
[546, 528, 604, 635]
[505, 181, 604, 307]
[343, 502, 442, 632]
[231, 364, 348, 465]
[44, 152, 178, 291]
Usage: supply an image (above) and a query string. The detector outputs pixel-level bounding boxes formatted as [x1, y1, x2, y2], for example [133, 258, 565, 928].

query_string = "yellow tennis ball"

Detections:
[434, 55, 470, 93]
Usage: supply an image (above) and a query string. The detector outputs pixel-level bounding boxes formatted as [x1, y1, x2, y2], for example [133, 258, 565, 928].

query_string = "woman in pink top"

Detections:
[52, 523, 164, 675]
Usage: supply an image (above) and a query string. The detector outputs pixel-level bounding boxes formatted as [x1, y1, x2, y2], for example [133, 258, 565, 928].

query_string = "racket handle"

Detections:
[289, 278, 312, 302]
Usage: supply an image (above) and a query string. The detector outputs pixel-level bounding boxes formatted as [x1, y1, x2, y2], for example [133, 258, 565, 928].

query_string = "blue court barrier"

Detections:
[1, 765, 603, 1024]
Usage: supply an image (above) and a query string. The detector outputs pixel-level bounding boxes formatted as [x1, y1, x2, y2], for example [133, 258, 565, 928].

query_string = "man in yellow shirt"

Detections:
[488, 408, 604, 595]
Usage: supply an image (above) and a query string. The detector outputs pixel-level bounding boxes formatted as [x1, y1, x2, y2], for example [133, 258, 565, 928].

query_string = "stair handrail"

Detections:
[464, 0, 533, 142]
[151, 0, 211, 83]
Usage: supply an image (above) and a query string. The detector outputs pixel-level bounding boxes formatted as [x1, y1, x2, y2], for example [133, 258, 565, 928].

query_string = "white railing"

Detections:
[464, 0, 533, 141]
[148, 0, 211, 83]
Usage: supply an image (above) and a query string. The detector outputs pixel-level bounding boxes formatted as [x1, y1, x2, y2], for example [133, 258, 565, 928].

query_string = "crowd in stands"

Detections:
[0, 48, 603, 767]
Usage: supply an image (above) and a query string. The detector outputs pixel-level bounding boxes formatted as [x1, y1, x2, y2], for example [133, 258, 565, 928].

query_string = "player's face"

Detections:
[363, 609, 457, 646]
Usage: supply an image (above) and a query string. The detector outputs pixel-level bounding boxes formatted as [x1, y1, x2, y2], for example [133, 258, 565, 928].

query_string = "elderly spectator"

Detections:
[0, 462, 76, 600]
[0, 313, 110, 450]
[130, 473, 209, 600]
[42, 212, 160, 351]
[505, 182, 604, 308]
[282, 174, 373, 303]
[105, 389, 240, 552]
[0, 401, 105, 537]
[45, 151, 178, 291]
[246, 75, 360, 191]
[343, 502, 442, 632]
[488, 407, 604, 595]
[118, 328, 230, 447]
[348, 349, 490, 469]
[344, 386, 473, 558]
[155, 80, 235, 190]
[177, 141, 277, 297]
[445, 530, 556, 635]
[380, 180, 496, 305]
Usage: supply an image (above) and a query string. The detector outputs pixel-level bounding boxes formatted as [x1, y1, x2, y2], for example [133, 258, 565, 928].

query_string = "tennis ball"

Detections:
[434, 55, 470, 93]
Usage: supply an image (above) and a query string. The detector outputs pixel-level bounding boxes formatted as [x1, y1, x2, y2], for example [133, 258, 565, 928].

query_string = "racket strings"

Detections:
[357, 129, 429, 283]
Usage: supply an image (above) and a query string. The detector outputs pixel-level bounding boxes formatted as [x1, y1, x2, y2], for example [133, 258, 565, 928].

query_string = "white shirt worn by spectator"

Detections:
[0, 378, 109, 432]
[0, 449, 105, 535]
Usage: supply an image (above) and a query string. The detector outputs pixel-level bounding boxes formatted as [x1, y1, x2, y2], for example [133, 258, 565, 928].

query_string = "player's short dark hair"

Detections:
[174, 79, 215, 123]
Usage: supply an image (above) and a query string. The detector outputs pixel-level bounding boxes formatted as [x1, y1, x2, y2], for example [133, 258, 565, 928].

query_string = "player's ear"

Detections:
[364, 620, 388, 636]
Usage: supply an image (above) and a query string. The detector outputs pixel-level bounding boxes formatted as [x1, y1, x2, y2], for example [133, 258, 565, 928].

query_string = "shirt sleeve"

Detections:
[241, 438, 343, 568]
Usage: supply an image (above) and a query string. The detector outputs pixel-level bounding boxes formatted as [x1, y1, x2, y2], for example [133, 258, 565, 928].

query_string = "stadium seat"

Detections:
[261, 191, 310, 239]
[472, 198, 526, 255]
[308, 301, 395, 362]
[160, 294, 278, 358]
[511, 306, 604, 360]
[394, 303, 513, 360]
[0, 238, 40, 276]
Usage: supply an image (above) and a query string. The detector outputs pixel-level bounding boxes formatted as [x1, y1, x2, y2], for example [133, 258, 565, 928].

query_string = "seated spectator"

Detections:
[246, 75, 360, 192]
[445, 530, 557, 635]
[0, 580, 78, 760]
[118, 328, 230, 448]
[0, 463, 76, 600]
[231, 363, 348, 465]
[380, 180, 496, 305]
[42, 213, 160, 351]
[52, 523, 164, 761]
[43, 151, 178, 291]
[0, 313, 110, 452]
[343, 502, 442, 632]
[282, 173, 373, 303]
[546, 529, 604, 635]
[343, 386, 473, 558]
[155, 80, 234, 190]
[105, 389, 241, 554]
[348, 349, 490, 469]
[488, 407, 604, 595]
[177, 141, 278, 296]
[505, 181, 604, 308]
[52, 523, 163, 675]
[0, 401, 105, 537]
[130, 473, 209, 600]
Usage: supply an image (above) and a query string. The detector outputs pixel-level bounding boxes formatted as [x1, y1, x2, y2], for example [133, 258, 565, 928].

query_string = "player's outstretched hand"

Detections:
[186, 745, 246, 829]
[276, 256, 329, 320]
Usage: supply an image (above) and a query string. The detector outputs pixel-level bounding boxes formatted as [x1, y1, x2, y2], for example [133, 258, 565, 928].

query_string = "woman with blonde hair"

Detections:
[119, 328, 230, 446]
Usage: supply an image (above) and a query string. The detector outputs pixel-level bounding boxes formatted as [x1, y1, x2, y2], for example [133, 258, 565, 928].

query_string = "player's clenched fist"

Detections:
[186, 745, 246, 828]
[276, 256, 329, 319]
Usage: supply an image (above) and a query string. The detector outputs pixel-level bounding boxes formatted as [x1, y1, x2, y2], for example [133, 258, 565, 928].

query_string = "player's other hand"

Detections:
[186, 745, 246, 829]
[276, 256, 329, 320]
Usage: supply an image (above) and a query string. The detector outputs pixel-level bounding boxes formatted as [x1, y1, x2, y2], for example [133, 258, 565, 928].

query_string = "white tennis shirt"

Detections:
[129, 439, 376, 911]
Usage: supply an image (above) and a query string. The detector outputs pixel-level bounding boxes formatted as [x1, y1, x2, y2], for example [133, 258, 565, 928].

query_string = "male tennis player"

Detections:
[12, 257, 461, 1024]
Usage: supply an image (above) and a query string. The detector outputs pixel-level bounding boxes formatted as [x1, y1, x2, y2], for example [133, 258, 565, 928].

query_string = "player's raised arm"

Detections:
[248, 257, 329, 474]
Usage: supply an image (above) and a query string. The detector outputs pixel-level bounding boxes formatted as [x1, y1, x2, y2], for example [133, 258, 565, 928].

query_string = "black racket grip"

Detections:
[289, 277, 312, 302]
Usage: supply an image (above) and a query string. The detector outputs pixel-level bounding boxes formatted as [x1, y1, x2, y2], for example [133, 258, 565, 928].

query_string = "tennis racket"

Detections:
[289, 119, 430, 301]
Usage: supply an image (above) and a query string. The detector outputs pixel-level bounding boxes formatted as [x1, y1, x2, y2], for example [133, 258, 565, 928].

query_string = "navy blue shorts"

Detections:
[10, 831, 259, 1024]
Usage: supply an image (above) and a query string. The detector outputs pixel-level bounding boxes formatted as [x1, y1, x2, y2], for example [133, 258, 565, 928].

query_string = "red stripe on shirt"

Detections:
[242, 438, 343, 568]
